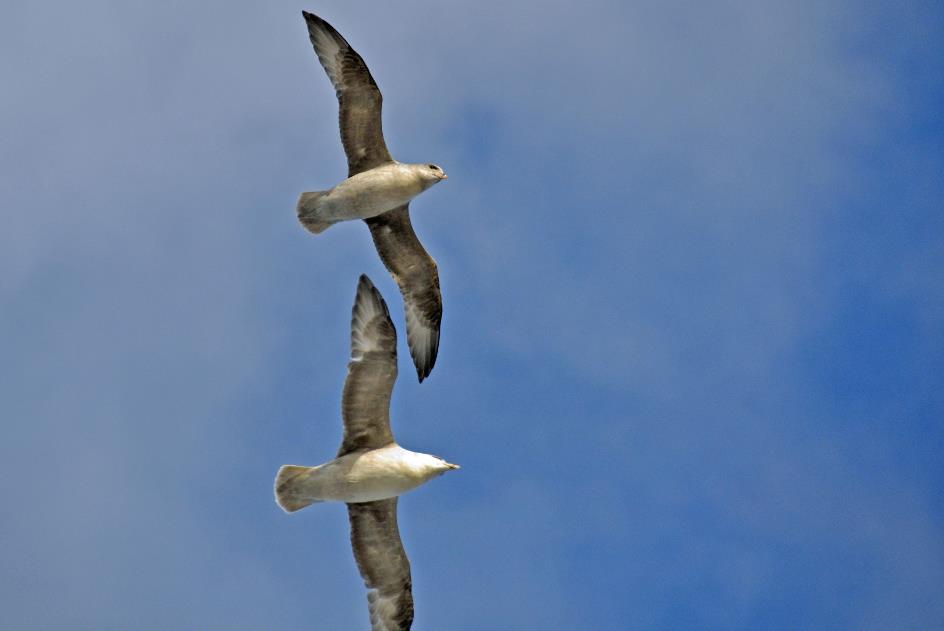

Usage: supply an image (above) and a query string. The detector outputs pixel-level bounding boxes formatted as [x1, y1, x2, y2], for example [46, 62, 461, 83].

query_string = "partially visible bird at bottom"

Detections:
[275, 274, 459, 631]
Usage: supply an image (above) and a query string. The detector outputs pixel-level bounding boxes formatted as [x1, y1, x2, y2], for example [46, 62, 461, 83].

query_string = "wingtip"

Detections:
[301, 11, 327, 29]
[356, 275, 385, 312]
[415, 362, 430, 383]
[351, 274, 397, 358]
[353, 274, 393, 326]
[415, 352, 437, 383]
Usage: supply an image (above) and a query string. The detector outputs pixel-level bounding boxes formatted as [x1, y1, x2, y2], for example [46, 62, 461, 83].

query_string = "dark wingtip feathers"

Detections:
[354, 275, 393, 331]
[416, 347, 437, 383]
[301, 11, 334, 34]
[301, 11, 329, 33]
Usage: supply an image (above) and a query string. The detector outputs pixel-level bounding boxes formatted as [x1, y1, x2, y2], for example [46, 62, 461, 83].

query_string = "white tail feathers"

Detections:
[296, 191, 335, 234]
[274, 465, 323, 513]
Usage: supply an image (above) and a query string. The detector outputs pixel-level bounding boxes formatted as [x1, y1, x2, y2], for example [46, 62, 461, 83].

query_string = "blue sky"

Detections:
[2, 1, 942, 629]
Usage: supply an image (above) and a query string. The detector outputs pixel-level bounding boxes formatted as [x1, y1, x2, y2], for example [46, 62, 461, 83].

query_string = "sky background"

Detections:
[2, 1, 942, 629]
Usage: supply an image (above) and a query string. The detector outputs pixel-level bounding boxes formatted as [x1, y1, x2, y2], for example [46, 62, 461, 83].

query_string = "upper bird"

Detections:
[298, 11, 447, 382]
[275, 275, 459, 631]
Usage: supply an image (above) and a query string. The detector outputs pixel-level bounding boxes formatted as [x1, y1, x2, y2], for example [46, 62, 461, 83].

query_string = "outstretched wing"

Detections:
[365, 205, 442, 382]
[348, 498, 414, 631]
[303, 12, 393, 176]
[338, 275, 398, 457]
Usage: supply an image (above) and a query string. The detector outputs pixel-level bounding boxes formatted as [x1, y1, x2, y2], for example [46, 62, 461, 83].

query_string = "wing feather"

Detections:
[348, 498, 414, 631]
[338, 275, 398, 457]
[303, 12, 394, 176]
[365, 206, 442, 382]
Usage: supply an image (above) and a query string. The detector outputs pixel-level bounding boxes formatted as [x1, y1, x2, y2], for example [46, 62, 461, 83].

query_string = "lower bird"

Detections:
[275, 274, 459, 631]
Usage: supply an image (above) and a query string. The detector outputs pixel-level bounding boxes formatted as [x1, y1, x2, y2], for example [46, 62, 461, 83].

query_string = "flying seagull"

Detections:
[275, 274, 459, 631]
[297, 11, 447, 382]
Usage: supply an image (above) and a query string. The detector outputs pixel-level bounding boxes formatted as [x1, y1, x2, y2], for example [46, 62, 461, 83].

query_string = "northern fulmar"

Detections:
[297, 11, 447, 383]
[275, 274, 459, 631]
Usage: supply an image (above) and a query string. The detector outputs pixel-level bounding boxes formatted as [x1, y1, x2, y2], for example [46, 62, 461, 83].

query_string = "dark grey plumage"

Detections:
[302, 12, 443, 382]
[302, 11, 392, 177]
[348, 498, 414, 631]
[339, 275, 399, 457]
[365, 206, 442, 382]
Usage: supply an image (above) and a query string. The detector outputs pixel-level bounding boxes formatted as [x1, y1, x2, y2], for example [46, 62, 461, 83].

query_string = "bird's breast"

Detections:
[323, 165, 423, 221]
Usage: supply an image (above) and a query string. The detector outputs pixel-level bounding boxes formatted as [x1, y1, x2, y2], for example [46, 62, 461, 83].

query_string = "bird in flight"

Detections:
[275, 274, 459, 631]
[297, 11, 447, 382]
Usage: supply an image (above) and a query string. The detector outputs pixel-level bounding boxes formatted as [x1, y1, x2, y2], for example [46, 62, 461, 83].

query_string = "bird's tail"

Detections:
[296, 191, 335, 234]
[274, 464, 324, 513]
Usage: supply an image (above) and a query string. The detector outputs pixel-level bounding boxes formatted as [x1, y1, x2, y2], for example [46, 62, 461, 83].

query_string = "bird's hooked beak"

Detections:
[440, 173, 448, 180]
[445, 462, 460, 470]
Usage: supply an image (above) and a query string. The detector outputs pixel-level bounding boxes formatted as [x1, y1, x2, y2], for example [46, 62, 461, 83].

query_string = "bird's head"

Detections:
[417, 163, 448, 189]
[422, 453, 460, 477]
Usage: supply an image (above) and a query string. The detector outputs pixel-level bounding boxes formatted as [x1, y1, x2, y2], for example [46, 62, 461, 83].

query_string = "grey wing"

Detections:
[348, 498, 414, 631]
[365, 205, 442, 383]
[302, 12, 393, 176]
[338, 275, 398, 458]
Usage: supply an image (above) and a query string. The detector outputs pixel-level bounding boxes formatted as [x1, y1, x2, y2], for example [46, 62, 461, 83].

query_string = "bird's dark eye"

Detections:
[428, 164, 438, 170]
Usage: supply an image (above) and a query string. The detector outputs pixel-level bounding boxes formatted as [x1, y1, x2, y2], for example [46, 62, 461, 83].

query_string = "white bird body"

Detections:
[277, 444, 455, 506]
[303, 162, 444, 224]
